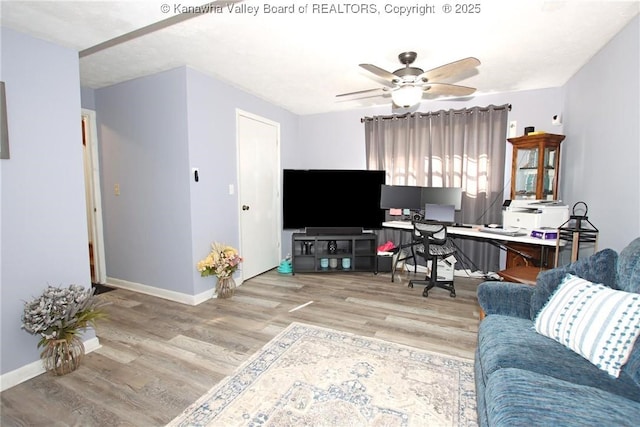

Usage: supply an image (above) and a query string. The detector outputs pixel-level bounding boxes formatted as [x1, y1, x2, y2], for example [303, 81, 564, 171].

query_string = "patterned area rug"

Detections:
[167, 322, 477, 426]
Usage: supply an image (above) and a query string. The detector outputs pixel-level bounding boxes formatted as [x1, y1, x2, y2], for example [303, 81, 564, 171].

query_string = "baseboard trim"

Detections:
[0, 337, 101, 392]
[105, 276, 244, 306]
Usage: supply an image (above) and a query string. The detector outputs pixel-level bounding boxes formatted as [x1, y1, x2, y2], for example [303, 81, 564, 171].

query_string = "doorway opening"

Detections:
[81, 109, 107, 288]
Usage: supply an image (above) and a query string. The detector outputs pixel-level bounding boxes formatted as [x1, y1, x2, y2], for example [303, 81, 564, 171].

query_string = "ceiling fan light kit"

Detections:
[337, 52, 481, 108]
[392, 86, 423, 108]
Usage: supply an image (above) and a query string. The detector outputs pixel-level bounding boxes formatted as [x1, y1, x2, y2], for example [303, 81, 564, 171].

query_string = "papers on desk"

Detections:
[479, 227, 527, 237]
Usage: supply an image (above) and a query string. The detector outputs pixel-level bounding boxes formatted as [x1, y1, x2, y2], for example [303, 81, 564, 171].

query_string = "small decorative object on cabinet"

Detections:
[508, 133, 565, 200]
[291, 233, 377, 274]
[21, 284, 106, 375]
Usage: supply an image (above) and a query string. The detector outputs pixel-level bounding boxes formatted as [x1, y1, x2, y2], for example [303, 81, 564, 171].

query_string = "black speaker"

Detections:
[306, 227, 363, 236]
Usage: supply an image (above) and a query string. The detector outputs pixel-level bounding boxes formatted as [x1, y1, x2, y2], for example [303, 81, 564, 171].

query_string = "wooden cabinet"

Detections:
[505, 242, 546, 268]
[508, 133, 565, 200]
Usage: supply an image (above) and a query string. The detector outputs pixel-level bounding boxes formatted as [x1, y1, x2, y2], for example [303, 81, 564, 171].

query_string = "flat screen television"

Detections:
[282, 169, 385, 233]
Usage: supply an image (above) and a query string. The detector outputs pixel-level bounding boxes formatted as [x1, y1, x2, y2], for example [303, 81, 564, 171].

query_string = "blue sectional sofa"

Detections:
[475, 237, 640, 426]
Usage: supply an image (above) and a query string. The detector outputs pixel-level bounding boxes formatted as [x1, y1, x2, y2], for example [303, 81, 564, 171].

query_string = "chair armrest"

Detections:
[477, 281, 534, 319]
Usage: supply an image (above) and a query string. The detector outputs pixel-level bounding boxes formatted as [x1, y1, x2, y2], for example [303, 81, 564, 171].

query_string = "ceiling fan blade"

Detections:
[359, 64, 399, 84]
[423, 83, 476, 97]
[419, 57, 480, 82]
[336, 87, 387, 98]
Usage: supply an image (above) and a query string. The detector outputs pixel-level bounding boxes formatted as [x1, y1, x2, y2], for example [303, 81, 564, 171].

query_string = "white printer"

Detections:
[503, 200, 569, 230]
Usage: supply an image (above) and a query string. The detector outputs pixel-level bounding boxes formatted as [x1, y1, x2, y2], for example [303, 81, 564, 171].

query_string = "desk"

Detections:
[383, 221, 558, 248]
[383, 221, 559, 282]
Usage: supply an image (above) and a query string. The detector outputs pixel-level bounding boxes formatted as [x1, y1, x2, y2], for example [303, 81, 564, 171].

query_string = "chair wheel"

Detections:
[422, 289, 429, 297]
[450, 290, 456, 298]
[408, 282, 414, 288]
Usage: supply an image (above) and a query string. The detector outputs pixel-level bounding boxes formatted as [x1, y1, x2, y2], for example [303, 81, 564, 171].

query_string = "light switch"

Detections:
[229, 184, 234, 195]
[114, 183, 120, 196]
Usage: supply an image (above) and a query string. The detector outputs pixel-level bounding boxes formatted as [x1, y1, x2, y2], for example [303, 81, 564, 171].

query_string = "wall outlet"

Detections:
[114, 183, 120, 196]
[509, 120, 517, 137]
[552, 114, 562, 125]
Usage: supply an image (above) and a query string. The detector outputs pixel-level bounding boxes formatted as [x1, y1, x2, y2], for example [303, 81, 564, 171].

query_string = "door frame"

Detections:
[235, 109, 282, 280]
[82, 108, 106, 284]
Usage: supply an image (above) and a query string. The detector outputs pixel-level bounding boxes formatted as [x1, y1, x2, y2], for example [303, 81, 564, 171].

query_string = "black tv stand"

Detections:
[305, 226, 363, 236]
[291, 232, 376, 274]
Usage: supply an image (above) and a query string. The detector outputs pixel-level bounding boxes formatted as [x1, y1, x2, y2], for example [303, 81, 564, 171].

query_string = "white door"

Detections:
[237, 110, 281, 279]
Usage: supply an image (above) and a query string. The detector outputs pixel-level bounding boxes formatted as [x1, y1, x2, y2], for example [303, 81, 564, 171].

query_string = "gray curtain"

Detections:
[364, 104, 509, 273]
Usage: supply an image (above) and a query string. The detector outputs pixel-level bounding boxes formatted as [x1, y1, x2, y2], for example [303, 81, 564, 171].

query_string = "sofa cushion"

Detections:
[617, 237, 640, 293]
[477, 315, 640, 403]
[530, 248, 618, 319]
[485, 368, 640, 427]
[535, 274, 640, 377]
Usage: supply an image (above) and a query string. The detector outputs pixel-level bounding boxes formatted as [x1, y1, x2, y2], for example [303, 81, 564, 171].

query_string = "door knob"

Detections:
[242, 205, 250, 211]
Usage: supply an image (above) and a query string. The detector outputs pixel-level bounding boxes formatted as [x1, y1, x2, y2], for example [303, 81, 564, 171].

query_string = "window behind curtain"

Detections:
[364, 104, 509, 273]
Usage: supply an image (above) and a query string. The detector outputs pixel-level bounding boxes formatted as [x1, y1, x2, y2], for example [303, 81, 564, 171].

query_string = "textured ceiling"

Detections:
[2, 1, 638, 115]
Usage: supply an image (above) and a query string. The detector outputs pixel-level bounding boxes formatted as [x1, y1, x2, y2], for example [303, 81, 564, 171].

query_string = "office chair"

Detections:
[408, 220, 457, 297]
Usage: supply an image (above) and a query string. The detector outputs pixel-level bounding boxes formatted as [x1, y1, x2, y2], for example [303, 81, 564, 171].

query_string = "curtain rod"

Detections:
[361, 103, 512, 123]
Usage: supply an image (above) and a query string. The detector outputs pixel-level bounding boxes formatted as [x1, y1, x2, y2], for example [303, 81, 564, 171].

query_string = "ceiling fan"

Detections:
[337, 52, 480, 108]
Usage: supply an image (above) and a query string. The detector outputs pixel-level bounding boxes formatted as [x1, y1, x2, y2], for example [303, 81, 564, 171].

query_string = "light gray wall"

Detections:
[96, 68, 194, 294]
[184, 67, 298, 294]
[0, 28, 92, 374]
[80, 86, 96, 110]
[562, 15, 639, 252]
[96, 66, 298, 295]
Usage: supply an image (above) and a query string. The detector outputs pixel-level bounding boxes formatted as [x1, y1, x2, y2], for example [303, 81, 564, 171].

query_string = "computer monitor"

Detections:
[424, 204, 456, 224]
[420, 187, 462, 210]
[380, 185, 423, 210]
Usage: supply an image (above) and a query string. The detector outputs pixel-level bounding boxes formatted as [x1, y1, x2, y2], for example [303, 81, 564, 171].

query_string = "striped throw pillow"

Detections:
[534, 274, 640, 377]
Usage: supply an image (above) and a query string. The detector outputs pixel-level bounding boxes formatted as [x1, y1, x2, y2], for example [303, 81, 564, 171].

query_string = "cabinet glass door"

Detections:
[509, 133, 564, 201]
[542, 146, 558, 200]
[514, 147, 538, 200]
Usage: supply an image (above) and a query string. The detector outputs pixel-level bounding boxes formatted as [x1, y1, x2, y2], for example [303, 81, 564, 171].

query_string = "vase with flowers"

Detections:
[21, 284, 106, 375]
[197, 242, 243, 299]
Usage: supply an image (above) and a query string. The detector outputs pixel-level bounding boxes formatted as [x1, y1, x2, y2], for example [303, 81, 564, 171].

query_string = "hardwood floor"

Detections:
[1, 269, 483, 426]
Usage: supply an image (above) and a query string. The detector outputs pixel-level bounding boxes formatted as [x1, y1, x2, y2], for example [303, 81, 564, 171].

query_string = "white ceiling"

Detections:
[2, 0, 638, 115]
